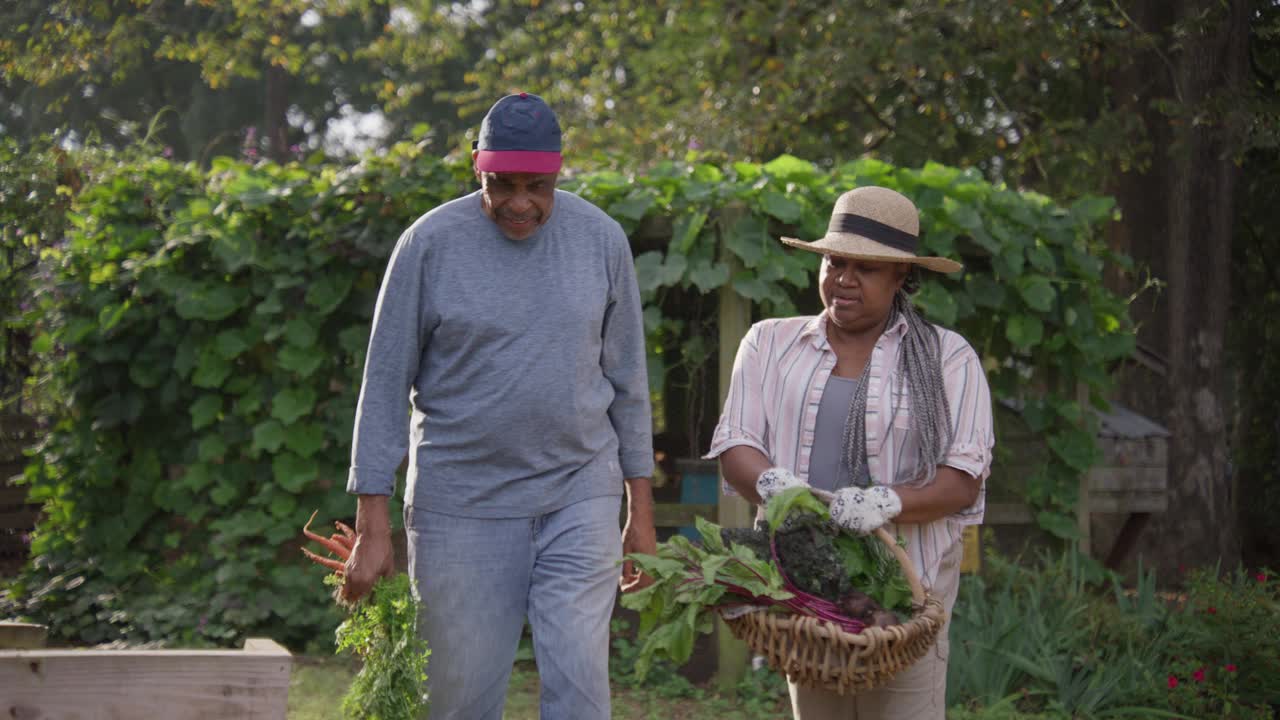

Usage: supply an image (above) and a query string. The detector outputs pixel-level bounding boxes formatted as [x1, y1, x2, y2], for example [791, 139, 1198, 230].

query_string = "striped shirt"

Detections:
[706, 313, 994, 588]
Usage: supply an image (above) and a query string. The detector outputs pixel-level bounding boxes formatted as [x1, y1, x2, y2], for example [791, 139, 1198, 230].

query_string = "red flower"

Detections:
[1178, 563, 1187, 574]
[1207, 606, 1218, 614]
[1193, 668, 1206, 682]
[1168, 675, 1179, 689]
[1225, 664, 1238, 672]
[1257, 573, 1267, 583]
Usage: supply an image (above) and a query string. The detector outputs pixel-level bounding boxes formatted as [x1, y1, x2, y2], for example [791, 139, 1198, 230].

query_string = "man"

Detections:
[339, 92, 656, 720]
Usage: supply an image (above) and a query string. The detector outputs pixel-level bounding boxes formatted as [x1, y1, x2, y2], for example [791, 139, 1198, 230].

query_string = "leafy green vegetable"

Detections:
[620, 516, 792, 680]
[326, 573, 431, 720]
[623, 489, 914, 678]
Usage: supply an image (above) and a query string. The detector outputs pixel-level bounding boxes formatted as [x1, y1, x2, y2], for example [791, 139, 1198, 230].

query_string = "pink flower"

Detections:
[1206, 606, 1217, 614]
[1257, 573, 1267, 583]
[1167, 675, 1179, 689]
[1225, 664, 1237, 672]
[1193, 668, 1206, 682]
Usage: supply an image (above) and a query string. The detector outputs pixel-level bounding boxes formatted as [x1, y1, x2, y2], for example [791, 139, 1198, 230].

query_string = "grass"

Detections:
[287, 658, 789, 720]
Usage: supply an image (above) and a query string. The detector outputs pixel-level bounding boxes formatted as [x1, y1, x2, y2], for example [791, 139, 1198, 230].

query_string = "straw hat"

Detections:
[781, 186, 962, 273]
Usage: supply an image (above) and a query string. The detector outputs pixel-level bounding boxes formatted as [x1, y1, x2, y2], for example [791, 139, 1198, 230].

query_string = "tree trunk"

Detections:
[265, 65, 289, 163]
[1108, 0, 1250, 575]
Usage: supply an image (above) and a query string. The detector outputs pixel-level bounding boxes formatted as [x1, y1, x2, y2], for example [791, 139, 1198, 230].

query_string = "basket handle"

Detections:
[808, 487, 927, 607]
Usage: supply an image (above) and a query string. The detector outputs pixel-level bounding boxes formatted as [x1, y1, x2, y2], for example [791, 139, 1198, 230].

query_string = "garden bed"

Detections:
[2, 637, 291, 719]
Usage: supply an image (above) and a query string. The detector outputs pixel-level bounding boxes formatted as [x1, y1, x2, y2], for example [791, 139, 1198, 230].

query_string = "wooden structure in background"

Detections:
[1, 637, 292, 719]
[0, 413, 39, 577]
[984, 402, 1170, 567]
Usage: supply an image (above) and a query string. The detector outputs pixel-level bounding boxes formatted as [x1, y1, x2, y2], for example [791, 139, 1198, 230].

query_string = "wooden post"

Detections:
[1077, 382, 1092, 556]
[715, 223, 754, 690]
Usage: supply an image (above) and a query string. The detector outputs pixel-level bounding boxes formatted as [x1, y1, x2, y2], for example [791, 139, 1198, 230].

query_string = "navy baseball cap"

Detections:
[474, 92, 563, 174]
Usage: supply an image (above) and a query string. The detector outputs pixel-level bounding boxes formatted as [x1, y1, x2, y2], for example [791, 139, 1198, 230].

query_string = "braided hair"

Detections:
[838, 280, 954, 487]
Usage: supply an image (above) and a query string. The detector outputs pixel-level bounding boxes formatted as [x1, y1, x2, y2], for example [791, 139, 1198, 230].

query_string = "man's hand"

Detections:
[340, 495, 397, 604]
[620, 477, 657, 593]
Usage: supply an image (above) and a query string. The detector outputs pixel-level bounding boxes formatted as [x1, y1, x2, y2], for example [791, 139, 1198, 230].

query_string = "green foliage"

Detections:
[620, 517, 792, 680]
[563, 156, 1135, 537]
[1, 139, 471, 648]
[947, 547, 1280, 719]
[1155, 568, 1280, 717]
[331, 573, 430, 720]
[2, 140, 1131, 648]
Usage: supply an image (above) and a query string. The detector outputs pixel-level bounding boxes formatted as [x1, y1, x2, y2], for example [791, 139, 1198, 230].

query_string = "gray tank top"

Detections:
[809, 376, 871, 492]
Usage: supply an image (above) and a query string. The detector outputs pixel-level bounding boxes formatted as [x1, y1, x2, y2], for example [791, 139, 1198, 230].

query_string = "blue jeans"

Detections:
[404, 494, 622, 720]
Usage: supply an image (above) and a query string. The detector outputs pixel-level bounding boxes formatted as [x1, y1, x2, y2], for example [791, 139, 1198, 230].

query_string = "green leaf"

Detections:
[701, 555, 731, 585]
[198, 435, 228, 462]
[726, 215, 768, 268]
[914, 283, 959, 326]
[1005, 314, 1044, 349]
[1048, 428, 1100, 472]
[1035, 510, 1080, 540]
[764, 486, 830, 532]
[633, 251, 665, 294]
[175, 283, 247, 321]
[762, 154, 817, 181]
[214, 329, 252, 359]
[279, 344, 324, 377]
[695, 515, 725, 554]
[686, 258, 730, 293]
[966, 274, 1007, 308]
[272, 386, 317, 425]
[608, 191, 654, 221]
[1026, 244, 1057, 272]
[190, 395, 222, 430]
[210, 482, 238, 506]
[759, 191, 802, 223]
[284, 422, 326, 458]
[252, 419, 286, 454]
[1016, 276, 1057, 312]
[272, 452, 318, 493]
[305, 274, 353, 315]
[284, 318, 319, 348]
[179, 463, 214, 492]
[192, 348, 232, 388]
[672, 210, 708, 254]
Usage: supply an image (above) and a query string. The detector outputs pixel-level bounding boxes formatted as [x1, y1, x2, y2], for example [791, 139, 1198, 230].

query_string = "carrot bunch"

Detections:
[301, 509, 355, 576]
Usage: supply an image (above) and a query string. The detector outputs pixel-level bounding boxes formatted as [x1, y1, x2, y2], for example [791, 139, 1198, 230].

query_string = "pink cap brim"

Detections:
[474, 150, 563, 174]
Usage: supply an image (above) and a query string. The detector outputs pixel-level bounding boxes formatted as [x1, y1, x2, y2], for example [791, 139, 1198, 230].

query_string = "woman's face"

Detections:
[819, 256, 909, 336]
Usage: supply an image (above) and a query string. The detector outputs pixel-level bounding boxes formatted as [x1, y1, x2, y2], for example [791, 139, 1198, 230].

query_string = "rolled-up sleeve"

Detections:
[705, 323, 771, 461]
[941, 338, 994, 523]
[347, 228, 429, 497]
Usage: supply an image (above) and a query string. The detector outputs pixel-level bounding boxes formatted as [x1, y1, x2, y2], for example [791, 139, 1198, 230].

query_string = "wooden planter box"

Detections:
[1, 637, 291, 719]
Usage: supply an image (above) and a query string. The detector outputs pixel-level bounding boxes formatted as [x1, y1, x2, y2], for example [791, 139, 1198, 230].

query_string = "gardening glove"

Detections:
[829, 485, 902, 535]
[756, 467, 806, 505]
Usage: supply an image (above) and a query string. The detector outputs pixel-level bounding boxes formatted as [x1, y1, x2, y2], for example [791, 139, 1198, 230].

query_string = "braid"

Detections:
[839, 289, 954, 487]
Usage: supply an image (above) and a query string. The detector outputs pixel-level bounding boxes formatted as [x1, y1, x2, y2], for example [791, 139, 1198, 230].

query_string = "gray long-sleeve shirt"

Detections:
[346, 189, 653, 518]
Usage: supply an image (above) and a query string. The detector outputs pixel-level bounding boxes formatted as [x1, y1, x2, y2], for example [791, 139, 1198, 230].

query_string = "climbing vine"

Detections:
[1, 141, 1133, 646]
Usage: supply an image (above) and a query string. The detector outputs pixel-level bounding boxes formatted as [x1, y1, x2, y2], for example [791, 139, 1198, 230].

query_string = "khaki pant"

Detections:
[788, 540, 964, 720]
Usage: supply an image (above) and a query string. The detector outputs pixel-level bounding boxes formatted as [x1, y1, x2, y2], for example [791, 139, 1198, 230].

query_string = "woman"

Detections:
[706, 186, 994, 719]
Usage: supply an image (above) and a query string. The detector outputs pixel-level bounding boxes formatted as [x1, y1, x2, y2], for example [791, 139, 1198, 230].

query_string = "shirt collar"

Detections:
[800, 311, 910, 350]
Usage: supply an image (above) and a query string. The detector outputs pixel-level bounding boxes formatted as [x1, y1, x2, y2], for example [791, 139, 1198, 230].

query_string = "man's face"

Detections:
[474, 163, 558, 241]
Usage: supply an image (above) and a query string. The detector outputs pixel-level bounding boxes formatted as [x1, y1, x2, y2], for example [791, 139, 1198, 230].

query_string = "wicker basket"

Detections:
[722, 522, 947, 695]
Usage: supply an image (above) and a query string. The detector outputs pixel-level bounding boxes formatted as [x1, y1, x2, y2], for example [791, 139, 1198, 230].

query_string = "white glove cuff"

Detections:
[756, 467, 804, 504]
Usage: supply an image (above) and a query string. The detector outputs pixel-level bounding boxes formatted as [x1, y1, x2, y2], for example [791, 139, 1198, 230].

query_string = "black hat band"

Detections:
[827, 213, 918, 253]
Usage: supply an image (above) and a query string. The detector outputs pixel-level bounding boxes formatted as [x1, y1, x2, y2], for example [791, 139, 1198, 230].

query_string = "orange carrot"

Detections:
[303, 509, 352, 560]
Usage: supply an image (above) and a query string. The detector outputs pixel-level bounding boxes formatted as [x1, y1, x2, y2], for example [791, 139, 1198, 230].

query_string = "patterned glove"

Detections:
[829, 486, 902, 535]
[755, 467, 806, 505]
